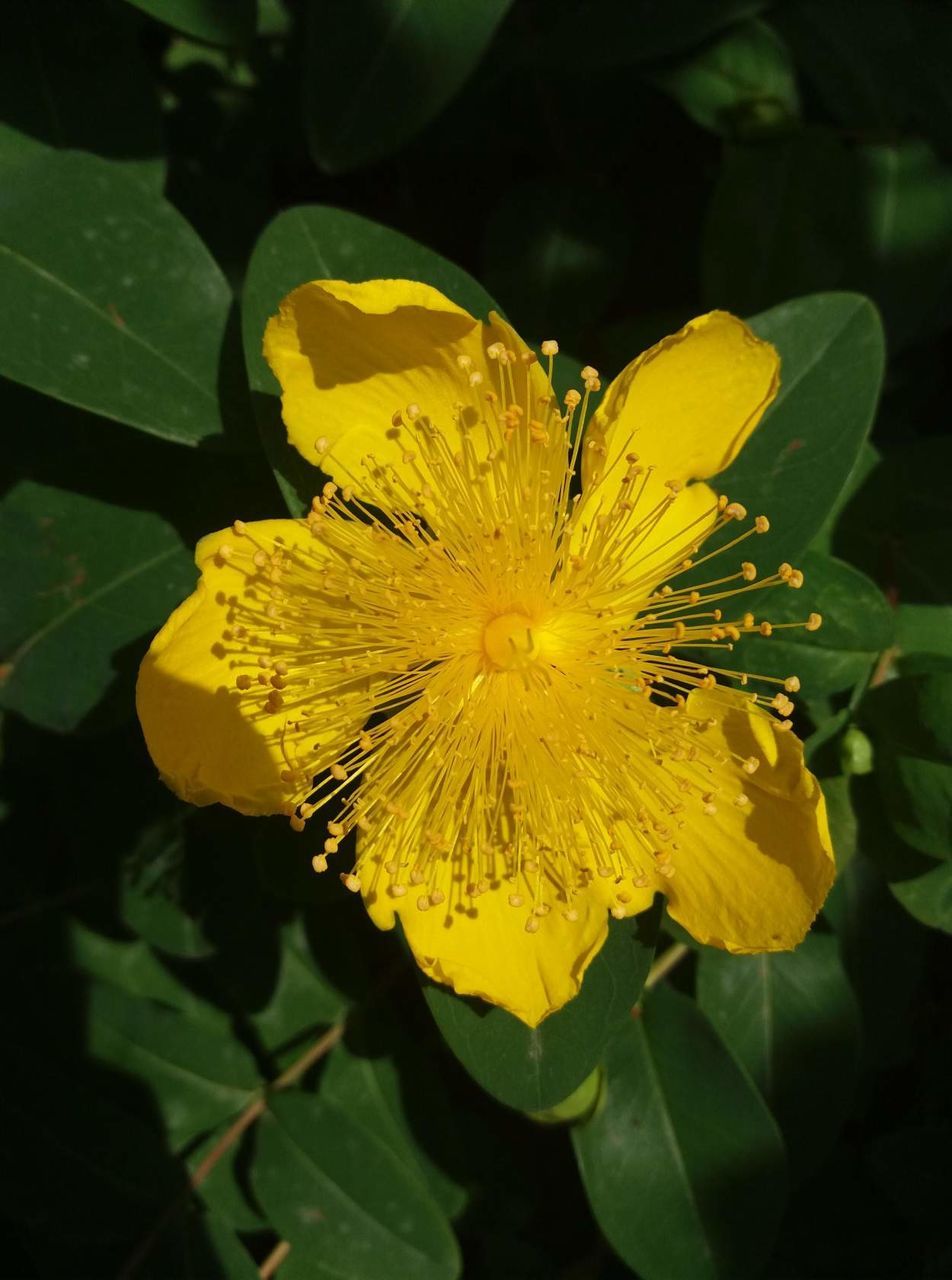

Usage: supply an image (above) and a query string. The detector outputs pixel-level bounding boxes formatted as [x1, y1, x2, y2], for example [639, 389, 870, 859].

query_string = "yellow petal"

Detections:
[584, 310, 780, 489]
[262, 279, 552, 507]
[660, 689, 834, 952]
[136, 520, 361, 816]
[362, 855, 610, 1028]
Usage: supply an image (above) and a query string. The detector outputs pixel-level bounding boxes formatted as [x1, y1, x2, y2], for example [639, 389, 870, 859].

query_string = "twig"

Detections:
[259, 1239, 291, 1278]
[119, 1022, 344, 1278]
[644, 942, 690, 990]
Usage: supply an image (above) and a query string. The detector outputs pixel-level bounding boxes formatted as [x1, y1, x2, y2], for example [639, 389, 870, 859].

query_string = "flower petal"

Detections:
[362, 858, 610, 1028]
[584, 310, 780, 490]
[263, 279, 550, 506]
[136, 520, 364, 816]
[660, 689, 835, 952]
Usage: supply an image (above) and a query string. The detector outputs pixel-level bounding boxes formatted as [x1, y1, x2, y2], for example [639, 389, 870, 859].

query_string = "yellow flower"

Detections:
[137, 279, 834, 1028]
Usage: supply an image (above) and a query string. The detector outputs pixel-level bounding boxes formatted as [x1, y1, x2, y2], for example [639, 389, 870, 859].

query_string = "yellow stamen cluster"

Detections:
[216, 342, 820, 932]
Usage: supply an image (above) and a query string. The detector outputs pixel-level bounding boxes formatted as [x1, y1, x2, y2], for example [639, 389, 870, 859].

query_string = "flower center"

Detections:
[483, 610, 547, 671]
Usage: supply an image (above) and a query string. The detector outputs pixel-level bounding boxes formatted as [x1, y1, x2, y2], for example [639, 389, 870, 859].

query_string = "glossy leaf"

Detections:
[719, 293, 884, 567]
[0, 1, 165, 189]
[0, 479, 194, 731]
[424, 905, 659, 1112]
[0, 150, 246, 446]
[697, 934, 861, 1178]
[86, 981, 259, 1147]
[651, 20, 799, 139]
[121, 0, 256, 45]
[889, 860, 952, 934]
[720, 551, 893, 698]
[573, 985, 786, 1280]
[253, 1091, 461, 1280]
[121, 816, 216, 958]
[303, 0, 512, 173]
[241, 204, 496, 514]
[876, 749, 952, 861]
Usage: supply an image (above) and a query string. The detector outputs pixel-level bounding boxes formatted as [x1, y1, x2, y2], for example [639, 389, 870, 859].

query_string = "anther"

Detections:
[741, 561, 757, 581]
[806, 612, 822, 631]
[759, 621, 773, 637]
[725, 502, 748, 520]
[231, 519, 247, 536]
[324, 838, 339, 854]
[541, 339, 559, 356]
[508, 893, 524, 908]
[330, 763, 348, 781]
[525, 916, 540, 934]
[340, 873, 361, 893]
[312, 854, 328, 873]
[429, 889, 446, 907]
[755, 515, 770, 533]
[784, 676, 800, 693]
[390, 884, 407, 898]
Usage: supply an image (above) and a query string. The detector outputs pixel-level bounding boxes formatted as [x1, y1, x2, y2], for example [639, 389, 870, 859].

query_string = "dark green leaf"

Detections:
[122, 0, 256, 45]
[573, 985, 786, 1280]
[0, 150, 247, 446]
[122, 815, 216, 958]
[253, 1091, 461, 1280]
[889, 860, 952, 934]
[876, 748, 952, 861]
[0, 1, 165, 190]
[0, 479, 194, 731]
[651, 20, 798, 139]
[482, 179, 629, 350]
[862, 672, 952, 765]
[424, 904, 659, 1112]
[250, 918, 348, 1053]
[720, 551, 893, 698]
[303, 0, 512, 173]
[719, 293, 884, 567]
[322, 1021, 467, 1219]
[538, 0, 768, 69]
[697, 934, 861, 1179]
[86, 981, 259, 1147]
[241, 204, 497, 515]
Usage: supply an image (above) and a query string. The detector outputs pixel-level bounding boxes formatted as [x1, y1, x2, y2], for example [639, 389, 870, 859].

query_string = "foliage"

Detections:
[1, 2, 950, 1277]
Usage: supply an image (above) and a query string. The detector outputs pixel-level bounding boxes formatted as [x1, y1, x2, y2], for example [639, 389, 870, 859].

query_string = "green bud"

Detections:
[841, 725, 874, 776]
[526, 1067, 602, 1126]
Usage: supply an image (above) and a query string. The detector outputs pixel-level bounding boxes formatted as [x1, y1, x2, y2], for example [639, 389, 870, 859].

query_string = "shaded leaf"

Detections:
[573, 985, 786, 1280]
[253, 1091, 461, 1280]
[697, 933, 861, 1179]
[424, 904, 659, 1112]
[0, 479, 194, 731]
[0, 150, 247, 446]
[250, 918, 349, 1053]
[0, 1, 165, 189]
[303, 0, 512, 173]
[87, 981, 259, 1147]
[122, 0, 256, 46]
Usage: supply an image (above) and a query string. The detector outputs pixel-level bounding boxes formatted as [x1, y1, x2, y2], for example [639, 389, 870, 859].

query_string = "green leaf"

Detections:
[241, 204, 497, 515]
[188, 1133, 265, 1233]
[696, 933, 861, 1179]
[0, 479, 194, 732]
[537, 0, 768, 70]
[718, 293, 884, 567]
[890, 860, 952, 934]
[848, 141, 952, 350]
[702, 132, 853, 316]
[322, 1015, 468, 1219]
[651, 20, 799, 139]
[573, 985, 786, 1280]
[482, 179, 629, 351]
[70, 924, 229, 1029]
[876, 748, 952, 861]
[121, 0, 256, 46]
[122, 815, 215, 958]
[0, 150, 247, 446]
[253, 1091, 461, 1280]
[719, 551, 893, 698]
[424, 904, 659, 1112]
[303, 0, 512, 173]
[0, 1, 165, 190]
[862, 672, 952, 765]
[86, 981, 259, 1147]
[249, 918, 349, 1053]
